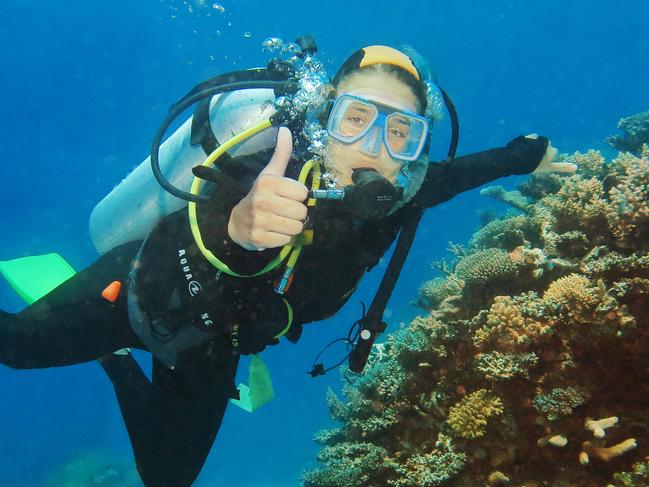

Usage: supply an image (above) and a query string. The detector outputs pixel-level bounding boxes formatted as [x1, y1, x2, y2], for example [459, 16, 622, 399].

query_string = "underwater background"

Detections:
[1, 1, 648, 485]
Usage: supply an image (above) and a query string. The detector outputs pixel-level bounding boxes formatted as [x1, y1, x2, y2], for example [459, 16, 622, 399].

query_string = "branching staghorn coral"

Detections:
[607, 153, 649, 248]
[541, 176, 610, 235]
[387, 435, 467, 487]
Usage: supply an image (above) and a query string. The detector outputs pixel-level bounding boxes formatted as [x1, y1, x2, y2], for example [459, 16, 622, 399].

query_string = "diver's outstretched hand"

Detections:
[228, 127, 308, 251]
[526, 134, 578, 174]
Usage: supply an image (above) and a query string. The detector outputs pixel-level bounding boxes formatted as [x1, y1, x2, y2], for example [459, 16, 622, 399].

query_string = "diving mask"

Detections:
[326, 94, 429, 162]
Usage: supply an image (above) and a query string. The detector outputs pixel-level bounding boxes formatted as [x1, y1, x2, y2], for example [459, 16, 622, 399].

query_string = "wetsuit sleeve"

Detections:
[413, 135, 549, 208]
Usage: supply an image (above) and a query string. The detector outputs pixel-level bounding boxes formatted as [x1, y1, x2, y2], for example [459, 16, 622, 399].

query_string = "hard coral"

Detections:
[532, 386, 590, 421]
[606, 110, 649, 155]
[388, 440, 467, 487]
[455, 249, 517, 287]
[301, 442, 389, 487]
[540, 176, 610, 236]
[306, 139, 649, 487]
[607, 154, 649, 248]
[543, 274, 595, 309]
[447, 389, 504, 439]
[474, 296, 551, 353]
[470, 215, 541, 252]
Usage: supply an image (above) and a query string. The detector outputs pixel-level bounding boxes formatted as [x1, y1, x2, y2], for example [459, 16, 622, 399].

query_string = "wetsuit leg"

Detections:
[0, 241, 144, 369]
[100, 350, 240, 487]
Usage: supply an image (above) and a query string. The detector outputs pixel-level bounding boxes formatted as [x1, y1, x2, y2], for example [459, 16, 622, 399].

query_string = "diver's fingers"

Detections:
[524, 133, 539, 139]
[255, 231, 292, 249]
[261, 127, 293, 177]
[550, 162, 578, 173]
[264, 213, 305, 236]
[266, 197, 308, 221]
[271, 178, 309, 202]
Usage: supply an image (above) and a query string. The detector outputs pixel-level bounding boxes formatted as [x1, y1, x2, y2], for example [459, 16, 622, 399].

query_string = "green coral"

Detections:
[532, 386, 590, 421]
[606, 109, 649, 155]
[447, 389, 504, 439]
[388, 435, 467, 487]
[612, 458, 649, 487]
[301, 442, 389, 487]
[313, 427, 346, 446]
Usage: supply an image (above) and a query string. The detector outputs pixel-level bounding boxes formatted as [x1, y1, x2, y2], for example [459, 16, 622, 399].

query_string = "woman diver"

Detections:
[0, 39, 576, 487]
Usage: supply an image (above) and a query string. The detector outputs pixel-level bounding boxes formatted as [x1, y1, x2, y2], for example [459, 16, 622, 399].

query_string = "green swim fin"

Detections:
[0, 253, 76, 304]
[231, 354, 274, 412]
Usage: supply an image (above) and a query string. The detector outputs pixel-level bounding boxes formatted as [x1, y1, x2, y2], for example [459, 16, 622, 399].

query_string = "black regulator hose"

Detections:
[151, 80, 298, 203]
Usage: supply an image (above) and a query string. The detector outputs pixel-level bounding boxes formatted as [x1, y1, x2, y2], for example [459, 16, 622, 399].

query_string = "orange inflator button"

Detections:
[101, 280, 122, 303]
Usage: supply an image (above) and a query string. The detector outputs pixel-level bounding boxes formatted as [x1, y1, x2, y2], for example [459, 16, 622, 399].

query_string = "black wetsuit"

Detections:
[0, 135, 547, 487]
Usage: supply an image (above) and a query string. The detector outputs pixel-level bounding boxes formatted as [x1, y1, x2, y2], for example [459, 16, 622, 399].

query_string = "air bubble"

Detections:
[261, 37, 283, 52]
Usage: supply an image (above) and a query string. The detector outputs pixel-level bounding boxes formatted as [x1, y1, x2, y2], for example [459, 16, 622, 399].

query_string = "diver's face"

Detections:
[325, 72, 420, 186]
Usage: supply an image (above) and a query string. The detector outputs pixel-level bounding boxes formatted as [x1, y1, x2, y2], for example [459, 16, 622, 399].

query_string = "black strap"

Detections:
[348, 206, 424, 372]
[191, 98, 223, 156]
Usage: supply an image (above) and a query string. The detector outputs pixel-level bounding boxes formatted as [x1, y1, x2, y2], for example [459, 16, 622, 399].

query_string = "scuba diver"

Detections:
[0, 37, 576, 487]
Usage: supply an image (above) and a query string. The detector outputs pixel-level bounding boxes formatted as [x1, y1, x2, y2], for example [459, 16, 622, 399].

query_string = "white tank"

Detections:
[89, 88, 279, 255]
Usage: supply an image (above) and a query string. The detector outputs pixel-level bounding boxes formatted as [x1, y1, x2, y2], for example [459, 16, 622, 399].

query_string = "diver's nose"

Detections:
[360, 125, 383, 157]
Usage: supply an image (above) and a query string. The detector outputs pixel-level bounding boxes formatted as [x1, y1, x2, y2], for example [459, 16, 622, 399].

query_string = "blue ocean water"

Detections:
[0, 1, 647, 485]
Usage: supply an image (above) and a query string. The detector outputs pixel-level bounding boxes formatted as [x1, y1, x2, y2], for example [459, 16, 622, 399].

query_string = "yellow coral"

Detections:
[474, 296, 550, 352]
[581, 438, 637, 462]
[567, 149, 605, 172]
[541, 176, 609, 234]
[543, 274, 600, 324]
[447, 389, 504, 439]
[543, 274, 593, 303]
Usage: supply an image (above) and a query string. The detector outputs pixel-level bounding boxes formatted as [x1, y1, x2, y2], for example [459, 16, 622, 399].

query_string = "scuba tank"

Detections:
[89, 88, 280, 255]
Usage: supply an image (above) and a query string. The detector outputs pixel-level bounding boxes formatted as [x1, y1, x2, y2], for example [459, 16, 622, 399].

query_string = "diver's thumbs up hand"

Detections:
[228, 127, 309, 251]
[261, 126, 294, 176]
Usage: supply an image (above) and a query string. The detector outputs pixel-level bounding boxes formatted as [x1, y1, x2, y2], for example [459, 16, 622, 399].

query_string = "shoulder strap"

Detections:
[348, 205, 424, 372]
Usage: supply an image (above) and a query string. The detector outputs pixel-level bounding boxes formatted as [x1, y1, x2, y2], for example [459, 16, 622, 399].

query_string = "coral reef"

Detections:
[43, 448, 141, 487]
[303, 147, 649, 486]
[606, 110, 649, 155]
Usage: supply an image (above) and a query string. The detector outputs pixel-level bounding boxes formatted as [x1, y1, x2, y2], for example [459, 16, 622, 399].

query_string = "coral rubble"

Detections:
[303, 147, 649, 486]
